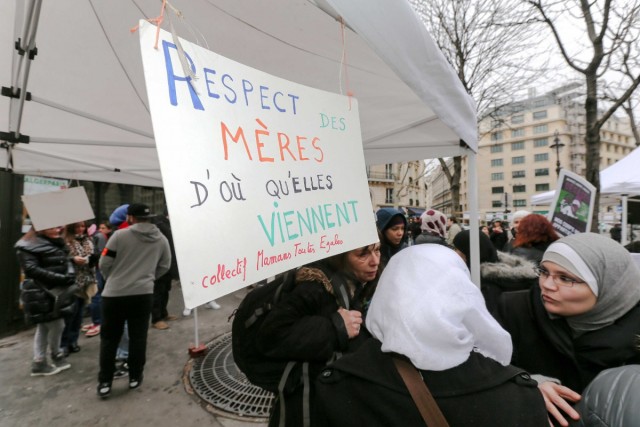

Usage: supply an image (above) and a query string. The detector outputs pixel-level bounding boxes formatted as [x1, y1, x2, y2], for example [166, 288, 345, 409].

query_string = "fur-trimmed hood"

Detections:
[481, 251, 537, 285]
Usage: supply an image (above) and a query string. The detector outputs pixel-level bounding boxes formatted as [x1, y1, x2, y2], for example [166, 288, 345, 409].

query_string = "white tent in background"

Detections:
[530, 147, 640, 243]
[1, 0, 482, 286]
[1, 0, 476, 185]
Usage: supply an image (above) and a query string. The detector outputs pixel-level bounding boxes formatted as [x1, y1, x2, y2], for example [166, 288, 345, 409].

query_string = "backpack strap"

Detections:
[329, 273, 350, 311]
[302, 362, 310, 427]
[277, 361, 297, 427]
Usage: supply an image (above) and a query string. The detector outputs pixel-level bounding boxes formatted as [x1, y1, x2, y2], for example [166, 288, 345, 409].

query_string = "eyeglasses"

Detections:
[534, 266, 585, 288]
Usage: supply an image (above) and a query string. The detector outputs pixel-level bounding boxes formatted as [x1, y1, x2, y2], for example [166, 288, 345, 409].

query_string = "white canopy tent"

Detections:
[531, 147, 640, 244]
[1, 0, 481, 277]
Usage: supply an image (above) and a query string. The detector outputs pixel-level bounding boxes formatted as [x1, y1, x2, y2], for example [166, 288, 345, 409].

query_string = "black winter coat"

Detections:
[15, 235, 75, 324]
[256, 263, 369, 427]
[315, 338, 548, 427]
[497, 285, 640, 392]
[510, 241, 552, 264]
[481, 251, 538, 315]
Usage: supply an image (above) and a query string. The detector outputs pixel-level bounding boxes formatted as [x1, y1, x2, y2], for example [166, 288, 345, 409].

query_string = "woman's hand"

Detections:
[538, 381, 581, 426]
[338, 308, 362, 338]
[73, 256, 87, 266]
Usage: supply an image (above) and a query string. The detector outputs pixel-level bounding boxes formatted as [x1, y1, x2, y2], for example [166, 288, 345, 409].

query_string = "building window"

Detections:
[511, 141, 525, 150]
[491, 131, 503, 141]
[511, 128, 525, 138]
[513, 199, 527, 207]
[533, 124, 548, 134]
[535, 168, 549, 176]
[490, 144, 503, 153]
[536, 183, 550, 191]
[532, 110, 548, 120]
[533, 99, 548, 108]
[385, 164, 393, 179]
[511, 114, 524, 124]
[491, 172, 504, 181]
[534, 138, 548, 147]
[512, 156, 525, 164]
[409, 198, 413, 206]
[513, 185, 526, 193]
[512, 170, 525, 178]
[491, 158, 503, 167]
[492, 200, 503, 208]
[385, 188, 393, 204]
[534, 153, 549, 162]
[492, 186, 504, 194]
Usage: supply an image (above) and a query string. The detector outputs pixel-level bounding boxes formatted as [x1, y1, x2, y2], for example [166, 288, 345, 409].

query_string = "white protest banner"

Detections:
[548, 169, 596, 236]
[139, 22, 378, 308]
[22, 187, 95, 231]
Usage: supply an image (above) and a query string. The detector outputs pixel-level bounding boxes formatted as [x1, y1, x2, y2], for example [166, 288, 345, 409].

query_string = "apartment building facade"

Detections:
[367, 161, 427, 214]
[453, 83, 636, 222]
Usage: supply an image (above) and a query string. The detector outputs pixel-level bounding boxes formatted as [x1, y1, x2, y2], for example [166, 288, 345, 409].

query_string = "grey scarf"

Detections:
[542, 232, 640, 332]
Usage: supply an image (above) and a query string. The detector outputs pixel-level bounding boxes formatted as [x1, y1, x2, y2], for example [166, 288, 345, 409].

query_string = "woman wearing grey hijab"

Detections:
[497, 232, 640, 427]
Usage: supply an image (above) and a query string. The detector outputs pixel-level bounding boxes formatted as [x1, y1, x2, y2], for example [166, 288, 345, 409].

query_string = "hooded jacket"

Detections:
[99, 222, 171, 297]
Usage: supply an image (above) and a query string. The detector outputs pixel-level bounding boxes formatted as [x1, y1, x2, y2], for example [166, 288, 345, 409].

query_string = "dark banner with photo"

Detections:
[548, 170, 596, 236]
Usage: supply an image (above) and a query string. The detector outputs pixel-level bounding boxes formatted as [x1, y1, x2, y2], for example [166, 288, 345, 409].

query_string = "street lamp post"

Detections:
[549, 130, 565, 177]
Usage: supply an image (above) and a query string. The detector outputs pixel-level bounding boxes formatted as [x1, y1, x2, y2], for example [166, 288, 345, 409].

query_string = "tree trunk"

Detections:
[584, 76, 601, 232]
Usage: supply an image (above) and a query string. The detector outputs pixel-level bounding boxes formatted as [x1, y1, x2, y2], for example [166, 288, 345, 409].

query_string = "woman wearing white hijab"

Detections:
[497, 232, 640, 426]
[314, 245, 547, 427]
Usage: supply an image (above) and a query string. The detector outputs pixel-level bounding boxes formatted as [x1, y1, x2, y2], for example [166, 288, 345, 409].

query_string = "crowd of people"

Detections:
[15, 203, 640, 426]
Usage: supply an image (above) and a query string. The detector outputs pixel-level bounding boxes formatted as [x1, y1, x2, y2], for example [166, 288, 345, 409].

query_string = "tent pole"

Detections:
[467, 149, 480, 287]
[622, 194, 628, 245]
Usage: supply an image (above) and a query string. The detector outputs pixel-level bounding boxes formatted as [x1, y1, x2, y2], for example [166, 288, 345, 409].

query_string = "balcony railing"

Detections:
[367, 171, 396, 181]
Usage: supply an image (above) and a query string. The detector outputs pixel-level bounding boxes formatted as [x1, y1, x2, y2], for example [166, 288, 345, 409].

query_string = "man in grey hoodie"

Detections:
[96, 203, 171, 398]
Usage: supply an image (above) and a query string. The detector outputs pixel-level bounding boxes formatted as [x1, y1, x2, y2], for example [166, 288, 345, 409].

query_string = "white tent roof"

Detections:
[1, 0, 477, 187]
[530, 146, 640, 205]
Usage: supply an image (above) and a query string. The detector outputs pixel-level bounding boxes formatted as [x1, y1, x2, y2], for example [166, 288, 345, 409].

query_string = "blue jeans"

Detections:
[61, 296, 85, 349]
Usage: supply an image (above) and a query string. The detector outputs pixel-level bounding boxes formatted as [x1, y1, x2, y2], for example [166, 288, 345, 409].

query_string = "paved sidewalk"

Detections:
[0, 285, 268, 427]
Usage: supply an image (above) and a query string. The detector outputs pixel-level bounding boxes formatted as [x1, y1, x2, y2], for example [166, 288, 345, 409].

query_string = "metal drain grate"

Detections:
[189, 332, 275, 420]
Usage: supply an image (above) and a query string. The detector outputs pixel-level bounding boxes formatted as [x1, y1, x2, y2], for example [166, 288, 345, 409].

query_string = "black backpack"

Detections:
[231, 268, 351, 392]
[231, 270, 299, 393]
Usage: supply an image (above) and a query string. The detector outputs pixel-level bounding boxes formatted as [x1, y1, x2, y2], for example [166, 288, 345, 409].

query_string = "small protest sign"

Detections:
[139, 21, 378, 308]
[21, 187, 94, 231]
[548, 170, 596, 237]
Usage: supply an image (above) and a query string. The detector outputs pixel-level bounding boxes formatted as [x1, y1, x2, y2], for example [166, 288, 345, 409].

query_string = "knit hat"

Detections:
[420, 209, 447, 238]
[109, 204, 129, 227]
[366, 244, 512, 370]
[376, 207, 406, 231]
[541, 232, 640, 332]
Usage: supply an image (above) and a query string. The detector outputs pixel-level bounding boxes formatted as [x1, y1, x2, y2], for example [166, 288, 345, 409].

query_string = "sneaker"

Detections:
[85, 324, 101, 337]
[51, 353, 71, 371]
[165, 314, 178, 321]
[31, 360, 61, 377]
[129, 374, 143, 389]
[206, 300, 221, 310]
[81, 323, 94, 332]
[182, 308, 192, 317]
[152, 320, 169, 330]
[97, 382, 112, 398]
[113, 361, 129, 380]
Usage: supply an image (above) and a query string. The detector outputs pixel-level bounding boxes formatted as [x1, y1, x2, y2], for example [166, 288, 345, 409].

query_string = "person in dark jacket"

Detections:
[509, 214, 559, 264]
[414, 208, 449, 246]
[257, 243, 381, 427]
[496, 232, 640, 426]
[315, 245, 548, 427]
[16, 225, 76, 376]
[150, 213, 180, 330]
[489, 219, 509, 251]
[375, 207, 407, 266]
[452, 229, 537, 315]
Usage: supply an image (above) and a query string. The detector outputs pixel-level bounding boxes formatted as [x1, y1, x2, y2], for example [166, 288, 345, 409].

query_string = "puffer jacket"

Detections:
[481, 251, 537, 316]
[15, 235, 75, 324]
